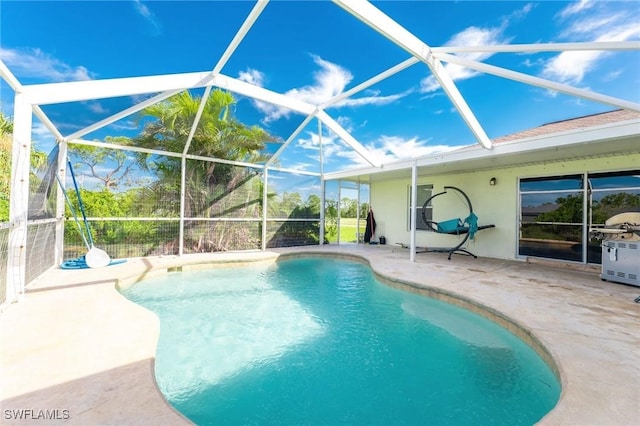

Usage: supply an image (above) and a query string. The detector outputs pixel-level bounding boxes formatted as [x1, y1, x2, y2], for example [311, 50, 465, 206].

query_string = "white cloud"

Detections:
[379, 135, 456, 159]
[416, 1, 637, 95]
[338, 135, 459, 168]
[238, 55, 410, 123]
[238, 69, 264, 86]
[419, 3, 527, 93]
[32, 121, 55, 139]
[337, 89, 410, 108]
[30, 122, 57, 152]
[420, 24, 512, 93]
[0, 47, 94, 82]
[237, 68, 286, 122]
[133, 0, 162, 36]
[336, 115, 354, 132]
[239, 55, 352, 123]
[559, 12, 620, 38]
[420, 63, 480, 93]
[292, 129, 459, 171]
[448, 26, 510, 62]
[288, 55, 352, 104]
[296, 131, 343, 159]
[542, 2, 640, 85]
[86, 102, 108, 114]
[542, 51, 599, 85]
[602, 69, 622, 82]
[557, 0, 596, 19]
[107, 120, 138, 132]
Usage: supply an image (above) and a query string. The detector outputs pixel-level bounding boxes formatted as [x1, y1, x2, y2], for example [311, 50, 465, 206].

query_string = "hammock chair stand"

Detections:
[419, 186, 495, 260]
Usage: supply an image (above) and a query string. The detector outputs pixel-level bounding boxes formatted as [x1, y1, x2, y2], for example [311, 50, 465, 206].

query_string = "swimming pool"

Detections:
[121, 257, 560, 425]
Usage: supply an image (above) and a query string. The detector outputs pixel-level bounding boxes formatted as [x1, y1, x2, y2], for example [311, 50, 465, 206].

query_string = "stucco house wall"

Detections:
[370, 152, 640, 261]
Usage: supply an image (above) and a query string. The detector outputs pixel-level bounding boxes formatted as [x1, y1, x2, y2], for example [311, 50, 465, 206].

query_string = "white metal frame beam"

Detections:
[317, 110, 382, 167]
[22, 71, 317, 116]
[215, 73, 317, 115]
[23, 72, 214, 105]
[266, 115, 315, 167]
[212, 0, 269, 75]
[1, 59, 63, 140]
[320, 57, 419, 110]
[69, 138, 320, 176]
[65, 90, 182, 141]
[0, 59, 21, 91]
[185, 0, 269, 155]
[32, 106, 63, 140]
[334, 0, 493, 149]
[435, 52, 640, 112]
[431, 41, 640, 54]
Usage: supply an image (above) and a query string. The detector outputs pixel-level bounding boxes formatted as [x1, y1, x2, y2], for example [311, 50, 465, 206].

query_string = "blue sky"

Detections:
[1, 0, 639, 178]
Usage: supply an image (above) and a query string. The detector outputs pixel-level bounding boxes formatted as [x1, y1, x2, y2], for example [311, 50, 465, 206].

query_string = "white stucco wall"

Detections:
[370, 153, 640, 260]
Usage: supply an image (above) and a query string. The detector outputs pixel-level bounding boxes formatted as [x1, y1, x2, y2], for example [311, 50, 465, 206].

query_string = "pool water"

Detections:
[121, 257, 560, 425]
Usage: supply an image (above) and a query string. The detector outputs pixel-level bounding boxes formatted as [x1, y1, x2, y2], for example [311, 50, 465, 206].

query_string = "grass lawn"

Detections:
[331, 217, 366, 243]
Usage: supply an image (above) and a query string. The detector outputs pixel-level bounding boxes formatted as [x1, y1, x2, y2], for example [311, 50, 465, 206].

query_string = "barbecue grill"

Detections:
[591, 212, 640, 287]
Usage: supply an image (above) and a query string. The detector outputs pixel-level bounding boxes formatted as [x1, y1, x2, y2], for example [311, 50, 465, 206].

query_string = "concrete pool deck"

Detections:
[1, 244, 638, 425]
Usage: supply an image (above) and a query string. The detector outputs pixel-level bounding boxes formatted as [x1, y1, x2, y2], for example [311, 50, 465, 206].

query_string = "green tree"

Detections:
[340, 197, 357, 218]
[593, 193, 640, 224]
[1, 110, 12, 220]
[1, 112, 48, 221]
[133, 90, 277, 252]
[276, 192, 303, 217]
[0, 111, 13, 136]
[537, 194, 583, 224]
[324, 198, 338, 241]
[0, 126, 10, 221]
[359, 202, 370, 218]
[306, 194, 321, 215]
[69, 137, 137, 190]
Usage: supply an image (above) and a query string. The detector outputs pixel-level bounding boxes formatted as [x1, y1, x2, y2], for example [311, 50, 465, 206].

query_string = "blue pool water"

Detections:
[121, 257, 560, 425]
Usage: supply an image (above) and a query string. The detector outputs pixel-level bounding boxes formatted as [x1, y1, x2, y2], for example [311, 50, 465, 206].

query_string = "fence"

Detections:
[1, 135, 377, 306]
[0, 145, 330, 305]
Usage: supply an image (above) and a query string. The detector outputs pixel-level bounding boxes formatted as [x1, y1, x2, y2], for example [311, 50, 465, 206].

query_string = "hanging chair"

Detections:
[420, 186, 495, 260]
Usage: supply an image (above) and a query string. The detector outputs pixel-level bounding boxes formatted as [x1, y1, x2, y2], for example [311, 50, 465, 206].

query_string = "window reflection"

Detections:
[520, 190, 583, 262]
[520, 170, 640, 264]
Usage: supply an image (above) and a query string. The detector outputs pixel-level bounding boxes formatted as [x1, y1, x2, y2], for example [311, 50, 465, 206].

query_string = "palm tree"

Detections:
[0, 111, 13, 221]
[0, 111, 13, 136]
[133, 89, 278, 252]
[1, 112, 49, 221]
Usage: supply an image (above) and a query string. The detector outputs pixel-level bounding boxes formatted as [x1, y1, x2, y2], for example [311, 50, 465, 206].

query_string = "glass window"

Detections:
[519, 185, 583, 262]
[588, 170, 640, 264]
[589, 171, 640, 190]
[519, 175, 582, 192]
[408, 184, 433, 230]
[519, 170, 639, 264]
[589, 171, 640, 224]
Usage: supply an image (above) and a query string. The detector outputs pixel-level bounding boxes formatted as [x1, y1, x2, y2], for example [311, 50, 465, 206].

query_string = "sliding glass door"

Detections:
[519, 170, 640, 264]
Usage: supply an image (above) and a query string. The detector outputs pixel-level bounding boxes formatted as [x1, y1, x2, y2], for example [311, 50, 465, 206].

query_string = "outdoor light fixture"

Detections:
[489, 177, 497, 186]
